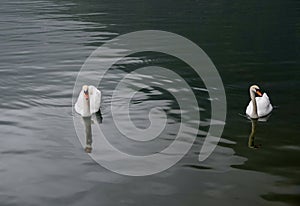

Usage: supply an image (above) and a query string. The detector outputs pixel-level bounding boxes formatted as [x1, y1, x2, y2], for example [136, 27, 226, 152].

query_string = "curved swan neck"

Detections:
[250, 89, 258, 118]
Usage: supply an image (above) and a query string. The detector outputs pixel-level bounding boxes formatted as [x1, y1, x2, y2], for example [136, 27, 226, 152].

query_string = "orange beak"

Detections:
[84, 91, 89, 100]
[256, 90, 262, 97]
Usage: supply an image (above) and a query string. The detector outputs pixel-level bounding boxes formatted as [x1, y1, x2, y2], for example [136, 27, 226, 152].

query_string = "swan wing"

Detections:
[256, 93, 273, 117]
[75, 90, 85, 116]
[89, 85, 101, 114]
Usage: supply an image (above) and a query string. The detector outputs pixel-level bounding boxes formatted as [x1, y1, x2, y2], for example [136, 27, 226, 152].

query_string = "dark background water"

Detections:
[0, 0, 299, 205]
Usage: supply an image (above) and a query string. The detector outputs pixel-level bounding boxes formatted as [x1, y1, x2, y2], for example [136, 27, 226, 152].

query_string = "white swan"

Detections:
[246, 85, 273, 119]
[75, 85, 101, 117]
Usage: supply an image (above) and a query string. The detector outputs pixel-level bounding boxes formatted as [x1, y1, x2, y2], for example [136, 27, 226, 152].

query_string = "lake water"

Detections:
[0, 0, 299, 205]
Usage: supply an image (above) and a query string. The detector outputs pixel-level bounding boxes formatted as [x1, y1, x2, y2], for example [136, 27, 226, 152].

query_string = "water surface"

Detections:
[0, 0, 299, 205]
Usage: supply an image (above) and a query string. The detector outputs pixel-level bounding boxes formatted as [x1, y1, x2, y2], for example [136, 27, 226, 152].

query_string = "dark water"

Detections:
[0, 0, 299, 205]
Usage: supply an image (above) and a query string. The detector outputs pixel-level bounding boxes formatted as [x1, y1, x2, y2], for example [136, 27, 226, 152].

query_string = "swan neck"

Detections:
[83, 98, 91, 117]
[250, 90, 258, 118]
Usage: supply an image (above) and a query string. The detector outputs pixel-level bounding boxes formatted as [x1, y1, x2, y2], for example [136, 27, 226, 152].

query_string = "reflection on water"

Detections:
[82, 111, 103, 153]
[248, 114, 272, 149]
[248, 119, 260, 149]
[83, 116, 93, 153]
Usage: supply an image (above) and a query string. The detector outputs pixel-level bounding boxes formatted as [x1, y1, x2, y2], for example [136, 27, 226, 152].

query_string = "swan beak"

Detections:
[256, 90, 263, 97]
[84, 90, 89, 100]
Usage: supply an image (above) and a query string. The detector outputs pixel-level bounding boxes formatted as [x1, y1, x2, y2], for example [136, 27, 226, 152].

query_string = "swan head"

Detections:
[250, 85, 263, 97]
[82, 85, 89, 100]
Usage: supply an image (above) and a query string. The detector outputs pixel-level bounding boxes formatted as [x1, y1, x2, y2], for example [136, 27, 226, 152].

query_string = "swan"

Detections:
[75, 85, 101, 117]
[246, 85, 273, 119]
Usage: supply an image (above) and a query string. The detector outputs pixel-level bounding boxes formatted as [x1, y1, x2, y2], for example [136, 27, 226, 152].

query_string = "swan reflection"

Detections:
[248, 119, 260, 149]
[82, 110, 103, 153]
[247, 112, 272, 149]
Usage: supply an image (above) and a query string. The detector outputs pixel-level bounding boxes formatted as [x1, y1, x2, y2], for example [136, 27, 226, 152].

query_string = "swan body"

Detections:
[75, 85, 101, 117]
[246, 85, 273, 119]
